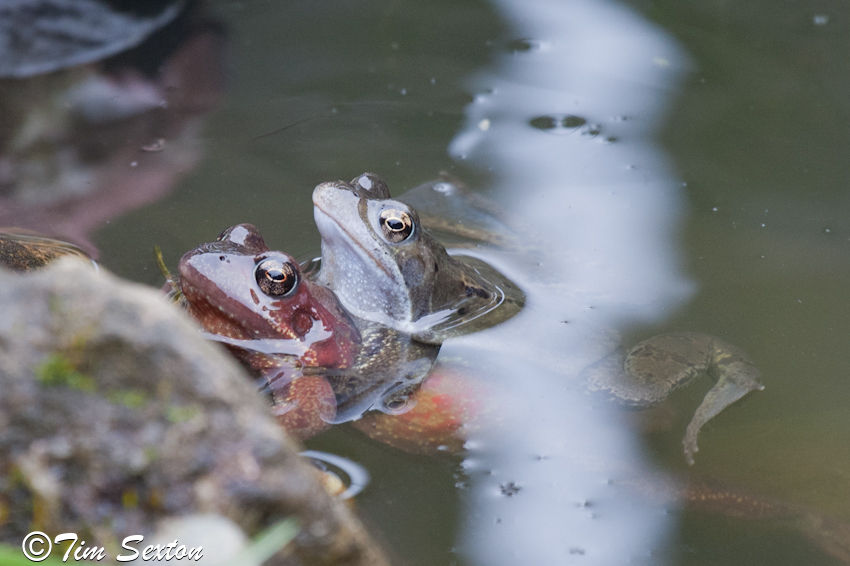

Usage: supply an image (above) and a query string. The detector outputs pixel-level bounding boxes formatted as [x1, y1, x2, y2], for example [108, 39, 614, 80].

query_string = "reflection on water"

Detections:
[445, 0, 692, 563]
[0, 2, 224, 256]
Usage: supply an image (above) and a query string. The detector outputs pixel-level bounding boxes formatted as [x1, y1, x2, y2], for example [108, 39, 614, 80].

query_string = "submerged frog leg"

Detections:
[682, 338, 764, 465]
[584, 332, 763, 464]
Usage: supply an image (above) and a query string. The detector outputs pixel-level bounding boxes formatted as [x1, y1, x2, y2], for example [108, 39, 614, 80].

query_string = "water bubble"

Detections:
[813, 13, 830, 25]
[528, 114, 588, 134]
[580, 124, 602, 138]
[432, 182, 454, 194]
[507, 38, 546, 53]
[562, 115, 587, 128]
[823, 227, 832, 234]
[529, 115, 558, 130]
[499, 481, 521, 497]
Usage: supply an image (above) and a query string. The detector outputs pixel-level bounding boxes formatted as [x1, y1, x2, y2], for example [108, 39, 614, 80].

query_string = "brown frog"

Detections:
[312, 172, 526, 344]
[176, 223, 362, 437]
[311, 173, 764, 464]
[176, 223, 440, 436]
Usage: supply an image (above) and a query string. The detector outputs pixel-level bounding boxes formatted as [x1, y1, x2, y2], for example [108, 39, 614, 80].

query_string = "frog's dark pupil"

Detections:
[255, 259, 298, 296]
[379, 209, 413, 243]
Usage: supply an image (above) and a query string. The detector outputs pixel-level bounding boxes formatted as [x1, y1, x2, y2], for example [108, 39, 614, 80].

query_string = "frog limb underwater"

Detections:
[309, 173, 764, 464]
[582, 331, 764, 465]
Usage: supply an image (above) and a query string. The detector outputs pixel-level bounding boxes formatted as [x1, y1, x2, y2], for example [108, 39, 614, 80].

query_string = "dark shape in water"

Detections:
[0, 0, 185, 78]
[0, 229, 93, 271]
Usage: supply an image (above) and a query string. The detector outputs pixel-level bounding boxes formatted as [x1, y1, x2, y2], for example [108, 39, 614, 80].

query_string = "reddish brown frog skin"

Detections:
[177, 223, 361, 438]
[353, 363, 498, 454]
[177, 223, 485, 448]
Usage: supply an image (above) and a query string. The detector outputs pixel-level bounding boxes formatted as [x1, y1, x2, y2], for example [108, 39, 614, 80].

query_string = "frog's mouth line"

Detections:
[313, 205, 393, 279]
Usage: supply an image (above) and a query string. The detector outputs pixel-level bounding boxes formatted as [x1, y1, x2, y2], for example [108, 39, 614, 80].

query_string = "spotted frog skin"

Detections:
[310, 174, 764, 464]
[177, 223, 440, 435]
[177, 223, 361, 437]
[312, 173, 525, 344]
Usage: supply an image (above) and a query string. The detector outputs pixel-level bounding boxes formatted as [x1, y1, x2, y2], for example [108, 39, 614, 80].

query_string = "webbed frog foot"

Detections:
[585, 332, 764, 464]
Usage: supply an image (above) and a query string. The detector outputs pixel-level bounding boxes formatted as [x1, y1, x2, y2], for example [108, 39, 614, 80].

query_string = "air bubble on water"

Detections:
[813, 13, 830, 25]
[580, 124, 602, 138]
[499, 482, 521, 497]
[432, 182, 453, 194]
[562, 115, 587, 128]
[478, 118, 491, 131]
[506, 38, 547, 53]
[399, 87, 407, 96]
[528, 114, 588, 134]
[130, 161, 138, 167]
[760, 223, 766, 228]
[823, 227, 832, 234]
[529, 115, 558, 130]
[711, 207, 718, 212]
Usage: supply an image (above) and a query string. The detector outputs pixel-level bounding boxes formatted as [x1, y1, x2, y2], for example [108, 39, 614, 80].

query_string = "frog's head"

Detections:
[177, 223, 359, 367]
[312, 173, 495, 340]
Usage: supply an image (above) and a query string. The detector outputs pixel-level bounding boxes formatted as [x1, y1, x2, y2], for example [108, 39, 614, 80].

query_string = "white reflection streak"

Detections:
[448, 0, 692, 564]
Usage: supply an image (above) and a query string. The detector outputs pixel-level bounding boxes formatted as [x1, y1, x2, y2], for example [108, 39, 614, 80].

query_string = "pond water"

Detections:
[6, 0, 850, 564]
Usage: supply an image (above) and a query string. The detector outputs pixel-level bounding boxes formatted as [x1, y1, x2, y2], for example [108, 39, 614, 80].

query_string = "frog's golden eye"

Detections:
[255, 258, 299, 297]
[379, 209, 414, 243]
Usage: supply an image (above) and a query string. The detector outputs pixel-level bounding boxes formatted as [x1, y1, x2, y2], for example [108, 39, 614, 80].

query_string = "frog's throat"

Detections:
[313, 204, 392, 280]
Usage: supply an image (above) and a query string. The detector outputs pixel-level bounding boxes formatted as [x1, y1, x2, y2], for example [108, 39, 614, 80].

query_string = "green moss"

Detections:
[36, 354, 94, 392]
[165, 403, 201, 423]
[107, 389, 149, 409]
[0, 545, 68, 566]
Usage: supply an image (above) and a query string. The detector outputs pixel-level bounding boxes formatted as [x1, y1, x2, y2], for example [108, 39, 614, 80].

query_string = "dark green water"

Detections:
[77, 0, 850, 564]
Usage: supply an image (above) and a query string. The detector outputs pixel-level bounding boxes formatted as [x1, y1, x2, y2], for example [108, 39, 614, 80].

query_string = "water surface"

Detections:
[21, 0, 849, 564]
